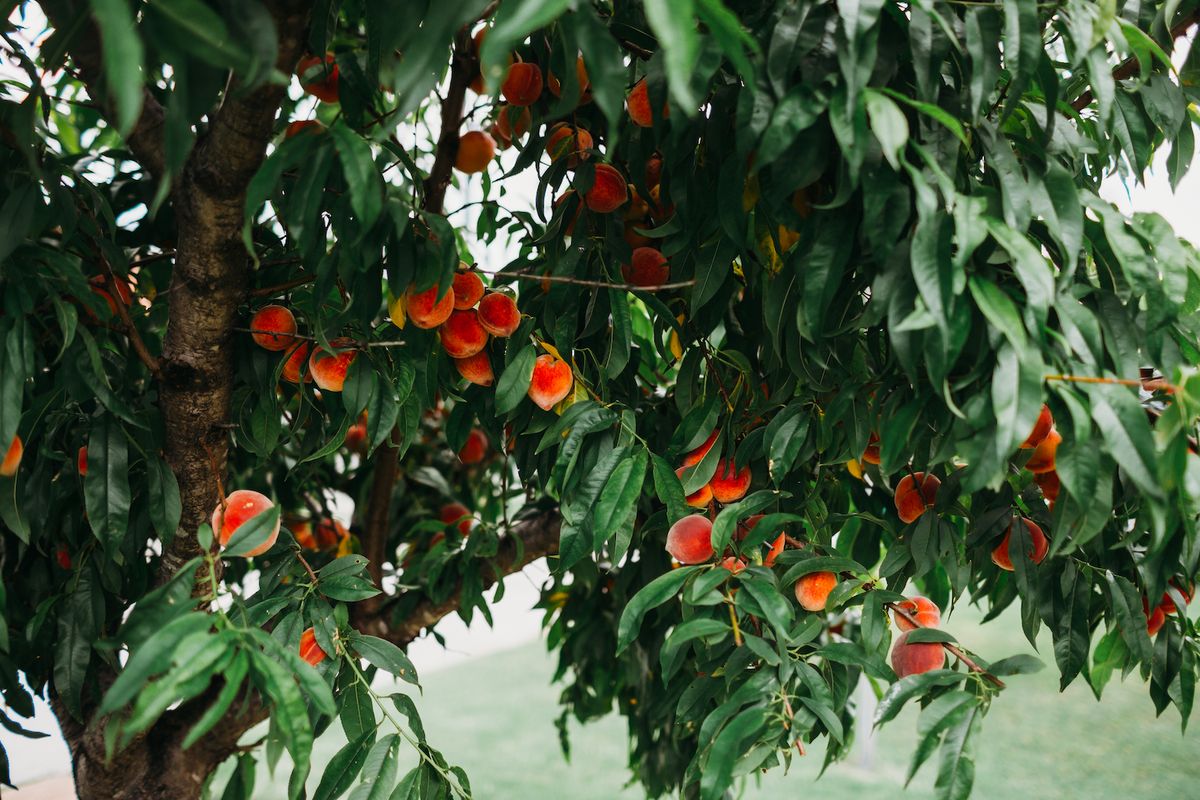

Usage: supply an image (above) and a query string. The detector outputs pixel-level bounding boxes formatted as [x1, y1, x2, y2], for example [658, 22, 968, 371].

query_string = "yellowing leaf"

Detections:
[846, 459, 863, 479]
[387, 294, 406, 329]
[742, 174, 760, 212]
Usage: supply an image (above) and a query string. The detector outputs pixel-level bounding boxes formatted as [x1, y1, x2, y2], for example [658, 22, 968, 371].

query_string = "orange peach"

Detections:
[1021, 404, 1053, 449]
[720, 556, 746, 575]
[308, 337, 358, 392]
[439, 309, 490, 358]
[501, 62, 543, 106]
[894, 472, 941, 524]
[1146, 605, 1166, 636]
[676, 467, 714, 508]
[734, 513, 763, 542]
[623, 222, 654, 250]
[681, 428, 719, 467]
[547, 54, 589, 99]
[440, 502, 473, 536]
[77, 445, 88, 476]
[794, 571, 838, 611]
[584, 164, 628, 213]
[1025, 428, 1060, 473]
[1035, 470, 1060, 506]
[528, 354, 573, 410]
[763, 533, 785, 568]
[991, 517, 1048, 571]
[452, 270, 485, 309]
[250, 305, 298, 351]
[406, 284, 456, 329]
[893, 596, 941, 631]
[709, 459, 751, 503]
[296, 518, 349, 550]
[666, 515, 715, 564]
[645, 154, 663, 190]
[88, 274, 132, 317]
[621, 247, 669, 288]
[281, 341, 313, 383]
[648, 184, 674, 219]
[344, 415, 368, 454]
[285, 120, 323, 138]
[297, 53, 339, 103]
[456, 130, 496, 174]
[626, 79, 667, 127]
[545, 123, 593, 167]
[493, 104, 531, 147]
[861, 433, 881, 465]
[299, 627, 328, 665]
[1157, 580, 1194, 615]
[478, 292, 521, 337]
[890, 630, 945, 678]
[212, 489, 280, 557]
[1, 436, 23, 477]
[454, 351, 495, 386]
[458, 428, 489, 464]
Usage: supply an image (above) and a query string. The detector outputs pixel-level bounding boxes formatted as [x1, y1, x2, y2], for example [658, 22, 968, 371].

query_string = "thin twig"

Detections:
[886, 602, 1005, 689]
[779, 695, 807, 756]
[505, 272, 695, 292]
[249, 272, 315, 297]
[295, 549, 320, 584]
[1045, 373, 1179, 393]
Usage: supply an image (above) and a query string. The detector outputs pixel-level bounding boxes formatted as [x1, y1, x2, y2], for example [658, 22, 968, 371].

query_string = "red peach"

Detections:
[1021, 404, 1053, 449]
[56, 545, 72, 570]
[77, 445, 88, 477]
[621, 247, 670, 288]
[344, 415, 368, 453]
[299, 627, 328, 665]
[861, 433, 881, 465]
[212, 489, 280, 557]
[454, 351, 495, 387]
[584, 164, 628, 213]
[1035, 470, 1060, 506]
[1, 436, 23, 478]
[720, 556, 746, 575]
[439, 502, 472, 536]
[894, 472, 941, 524]
[1157, 579, 1194, 615]
[734, 514, 763, 542]
[645, 154, 663, 190]
[666, 515, 715, 564]
[281, 341, 313, 383]
[501, 62, 543, 106]
[296, 54, 339, 103]
[528, 354, 573, 410]
[406, 284, 456, 329]
[458, 428, 489, 464]
[991, 517, 1049, 571]
[439, 309, 490, 358]
[709, 459, 751, 503]
[626, 79, 668, 127]
[493, 105, 532, 147]
[893, 596, 941, 632]
[314, 518, 349, 549]
[456, 131, 496, 174]
[891, 630, 945, 678]
[675, 467, 714, 508]
[681, 428, 719, 468]
[478, 292, 521, 337]
[452, 270, 485, 309]
[88, 274, 133, 317]
[250, 305, 298, 351]
[308, 337, 358, 392]
[794, 571, 838, 611]
[545, 124, 593, 167]
[763, 533, 785, 568]
[623, 222, 654, 250]
[547, 54, 589, 99]
[1146, 605, 1166, 636]
[1025, 429, 1061, 474]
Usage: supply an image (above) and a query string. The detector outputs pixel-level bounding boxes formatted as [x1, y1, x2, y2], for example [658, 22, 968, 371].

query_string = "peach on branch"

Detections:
[794, 571, 838, 611]
[291, 517, 349, 551]
[547, 54, 589, 98]
[344, 414, 368, 454]
[709, 459, 751, 503]
[439, 309, 490, 358]
[299, 627, 329, 666]
[455, 131, 496, 174]
[861, 433, 881, 465]
[1146, 604, 1166, 637]
[87, 274, 132, 318]
[493, 105, 531, 147]
[1035, 470, 1060, 506]
[720, 556, 746, 575]
[285, 120, 323, 138]
[250, 304, 298, 351]
[894, 472, 941, 524]
[458, 428, 489, 464]
[584, 164, 628, 214]
[452, 270, 485, 309]
[621, 247, 670, 288]
[308, 338, 358, 392]
[406, 284, 456, 329]
[666, 515, 715, 564]
[528, 354, 573, 410]
[681, 428, 719, 468]
[1025, 428, 1060, 473]
[501, 61, 543, 106]
[296, 53, 339, 103]
[991, 517, 1048, 571]
[454, 351, 495, 387]
[1, 436, 23, 477]
[478, 292, 520, 337]
[55, 545, 71, 570]
[626, 79, 668, 127]
[1021, 404, 1053, 449]
[1157, 579, 1194, 615]
[281, 341, 313, 383]
[763, 533, 785, 567]
[893, 596, 941, 631]
[440, 502, 472, 536]
[675, 467, 714, 508]
[890, 630, 945, 678]
[545, 124, 593, 167]
[644, 153, 663, 190]
[77, 446, 88, 476]
[212, 489, 280, 557]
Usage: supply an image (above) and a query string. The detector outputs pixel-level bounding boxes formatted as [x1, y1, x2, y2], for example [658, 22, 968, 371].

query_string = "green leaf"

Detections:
[865, 89, 909, 169]
[89, 0, 145, 135]
[659, 618, 730, 680]
[339, 676, 376, 744]
[874, 670, 964, 726]
[592, 448, 647, 548]
[222, 504, 281, 558]
[1090, 387, 1163, 500]
[54, 568, 99, 718]
[495, 345, 536, 415]
[349, 734, 399, 800]
[101, 612, 213, 714]
[330, 123, 385, 234]
[83, 415, 131, 557]
[988, 654, 1045, 676]
[985, 218, 1054, 319]
[738, 577, 794, 636]
[616, 566, 701, 654]
[935, 704, 980, 800]
[313, 731, 375, 800]
[351, 634, 419, 685]
[182, 651, 248, 749]
[644, 0, 700, 111]
[146, 456, 182, 546]
[480, 0, 572, 90]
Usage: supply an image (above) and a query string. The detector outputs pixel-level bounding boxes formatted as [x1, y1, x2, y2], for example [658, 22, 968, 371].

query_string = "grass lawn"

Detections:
[246, 604, 1198, 799]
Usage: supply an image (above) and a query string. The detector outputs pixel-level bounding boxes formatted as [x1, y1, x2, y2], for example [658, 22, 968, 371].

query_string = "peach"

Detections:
[1146, 605, 1166, 636]
[626, 79, 668, 127]
[721, 556, 746, 575]
[1021, 404, 1053, 449]
[861, 433, 881, 465]
[478, 292, 521, 337]
[454, 351, 495, 386]
[501, 62, 543, 106]
[734, 514, 763, 542]
[1025, 428, 1060, 473]
[666, 515, 715, 564]
[622, 224, 654, 253]
[528, 354, 573, 410]
[894, 472, 941, 524]
[645, 154, 663, 190]
[1157, 579, 1194, 615]
[308, 337, 358, 392]
[439, 502, 472, 535]
[893, 596, 941, 631]
[455, 130, 496, 174]
[545, 124, 593, 167]
[299, 627, 328, 666]
[623, 187, 651, 221]
[452, 270, 485, 309]
[553, 190, 583, 236]
[1035, 470, 1060, 506]
[55, 545, 72, 570]
[291, 518, 349, 550]
[648, 184, 674, 219]
[77, 445, 88, 477]
[621, 247, 670, 288]
[584, 164, 628, 213]
[681, 428, 719, 467]
[344, 415, 368, 453]
[493, 105, 531, 147]
[250, 305, 298, 351]
[890, 630, 945, 678]
[458, 428, 489, 464]
[285, 120, 323, 138]
[991, 517, 1048, 571]
[709, 459, 751, 503]
[1, 436, 23, 477]
[281, 341, 313, 383]
[88, 274, 132, 317]
[297, 53, 339, 103]
[794, 571, 838, 611]
[763, 533, 785, 568]
[439, 309, 490, 358]
[547, 54, 589, 98]
[675, 467, 714, 508]
[406, 284, 456, 329]
[468, 27, 510, 94]
[212, 489, 280, 557]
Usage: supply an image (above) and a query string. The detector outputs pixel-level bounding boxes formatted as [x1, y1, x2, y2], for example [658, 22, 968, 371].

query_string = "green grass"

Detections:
[246, 605, 1199, 799]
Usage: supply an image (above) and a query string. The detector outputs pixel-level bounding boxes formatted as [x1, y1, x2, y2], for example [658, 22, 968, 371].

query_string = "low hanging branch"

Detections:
[886, 602, 1006, 689]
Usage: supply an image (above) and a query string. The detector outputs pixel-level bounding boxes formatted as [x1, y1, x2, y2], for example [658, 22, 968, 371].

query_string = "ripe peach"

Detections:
[861, 433, 881, 465]
[681, 428, 719, 467]
[547, 54, 589, 98]
[1146, 605, 1166, 636]
[77, 446, 88, 476]
[648, 184, 674, 219]
[1035, 470, 1060, 506]
[709, 459, 751, 503]
[623, 187, 651, 221]
[720, 556, 746, 575]
[55, 545, 71, 570]
[528, 354, 573, 410]
[458, 428, 489, 464]
[212, 489, 280, 557]
[250, 305, 298, 351]
[452, 270, 485, 310]
[584, 164, 628, 214]
[763, 533, 785, 567]
[439, 502, 472, 535]
[477, 292, 521, 337]
[794, 571, 838, 611]
[439, 309, 490, 358]
[308, 337, 358, 392]
[894, 472, 941, 524]
[621, 247, 670, 288]
[675, 467, 714, 508]
[891, 630, 945, 678]
[666, 515, 715, 564]
[285, 120, 323, 138]
[626, 79, 668, 127]
[344, 415, 368, 453]
[1157, 580, 1194, 615]
[292, 517, 349, 550]
[893, 596, 941, 632]
[88, 274, 132, 317]
[645, 154, 663, 190]
[455, 131, 496, 174]
[299, 627, 328, 666]
[297, 53, 339, 103]
[1, 436, 23, 477]
[1025, 428, 1060, 473]
[553, 190, 583, 236]
[281, 341, 313, 383]
[406, 284, 456, 329]
[493, 105, 531, 147]
[991, 517, 1048, 571]
[501, 62, 543, 106]
[545, 124, 593, 167]
[1021, 404, 1053, 449]
[454, 351, 495, 387]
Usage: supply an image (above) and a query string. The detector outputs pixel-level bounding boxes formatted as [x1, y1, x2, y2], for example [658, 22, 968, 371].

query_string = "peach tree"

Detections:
[1, 0, 1200, 798]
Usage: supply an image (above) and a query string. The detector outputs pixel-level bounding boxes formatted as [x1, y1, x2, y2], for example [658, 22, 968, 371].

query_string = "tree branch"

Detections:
[1071, 11, 1200, 111]
[506, 272, 696, 292]
[886, 602, 1006, 689]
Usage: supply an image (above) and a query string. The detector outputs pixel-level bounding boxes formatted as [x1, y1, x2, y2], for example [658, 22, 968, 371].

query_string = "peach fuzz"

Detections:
[308, 338, 358, 392]
[439, 309, 490, 358]
[681, 428, 719, 468]
[299, 627, 328, 666]
[77, 445, 88, 476]
[709, 459, 751, 503]
[440, 502, 473, 536]
[546, 124, 593, 167]
[675, 467, 714, 508]
[894, 472, 940, 524]
[478, 292, 521, 337]
[1, 436, 23, 477]
[794, 571, 838, 611]
[458, 428, 489, 464]
[891, 630, 945, 678]
[584, 164, 628, 214]
[452, 270, 485, 310]
[281, 341, 313, 383]
[454, 351, 495, 387]
[1021, 404, 1053, 449]
[991, 517, 1048, 571]
[455, 131, 496, 174]
[666, 515, 715, 564]
[621, 247, 670, 288]
[893, 596, 941, 632]
[406, 284, 456, 329]
[501, 62, 543, 106]
[212, 489, 280, 557]
[626, 79, 667, 127]
[861, 433, 881, 465]
[250, 305, 298, 351]
[528, 354, 573, 410]
[296, 53, 339, 103]
[1025, 428, 1060, 474]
